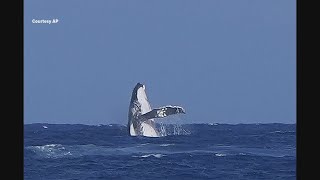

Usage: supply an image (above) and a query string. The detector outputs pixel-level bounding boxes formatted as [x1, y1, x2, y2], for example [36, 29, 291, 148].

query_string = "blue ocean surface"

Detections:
[24, 123, 296, 180]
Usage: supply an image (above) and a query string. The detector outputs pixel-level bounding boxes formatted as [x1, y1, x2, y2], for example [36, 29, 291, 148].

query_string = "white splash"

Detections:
[157, 122, 190, 136]
[158, 122, 167, 137]
[173, 124, 191, 135]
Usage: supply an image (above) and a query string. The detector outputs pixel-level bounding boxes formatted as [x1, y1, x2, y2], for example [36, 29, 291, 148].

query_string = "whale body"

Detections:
[127, 83, 185, 137]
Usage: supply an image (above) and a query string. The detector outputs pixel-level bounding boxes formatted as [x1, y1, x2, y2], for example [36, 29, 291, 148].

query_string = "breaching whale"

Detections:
[128, 83, 185, 137]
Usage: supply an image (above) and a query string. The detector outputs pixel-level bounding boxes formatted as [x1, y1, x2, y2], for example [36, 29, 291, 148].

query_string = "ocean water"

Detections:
[24, 123, 296, 180]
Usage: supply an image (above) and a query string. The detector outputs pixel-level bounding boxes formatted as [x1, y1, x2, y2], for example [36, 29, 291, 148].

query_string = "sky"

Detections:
[24, 0, 296, 125]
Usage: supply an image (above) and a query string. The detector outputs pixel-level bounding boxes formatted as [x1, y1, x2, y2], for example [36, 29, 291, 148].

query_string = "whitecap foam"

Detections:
[269, 130, 295, 134]
[27, 144, 167, 158]
[269, 130, 282, 134]
[215, 153, 226, 157]
[159, 144, 175, 147]
[27, 144, 72, 158]
[137, 143, 150, 146]
[142, 154, 165, 158]
[133, 154, 165, 158]
[34, 144, 62, 149]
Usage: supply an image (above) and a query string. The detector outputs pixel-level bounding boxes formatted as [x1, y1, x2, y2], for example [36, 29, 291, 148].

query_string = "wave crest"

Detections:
[133, 154, 165, 158]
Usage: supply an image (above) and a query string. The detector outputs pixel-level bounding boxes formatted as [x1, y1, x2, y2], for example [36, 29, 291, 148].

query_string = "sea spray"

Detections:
[173, 123, 191, 135]
[156, 120, 190, 136]
[158, 122, 167, 137]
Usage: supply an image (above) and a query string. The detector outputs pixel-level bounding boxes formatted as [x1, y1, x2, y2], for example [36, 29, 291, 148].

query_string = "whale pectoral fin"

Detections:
[141, 105, 185, 120]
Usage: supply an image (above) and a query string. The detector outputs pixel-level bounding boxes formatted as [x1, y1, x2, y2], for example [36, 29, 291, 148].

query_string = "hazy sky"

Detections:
[24, 0, 296, 125]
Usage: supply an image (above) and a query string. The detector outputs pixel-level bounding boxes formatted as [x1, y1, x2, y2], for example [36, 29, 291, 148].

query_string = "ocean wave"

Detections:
[159, 144, 175, 147]
[269, 130, 296, 134]
[208, 123, 219, 126]
[26, 144, 72, 158]
[24, 123, 296, 180]
[133, 154, 166, 158]
[138, 143, 150, 146]
[25, 143, 295, 159]
[25, 143, 169, 158]
[215, 153, 226, 157]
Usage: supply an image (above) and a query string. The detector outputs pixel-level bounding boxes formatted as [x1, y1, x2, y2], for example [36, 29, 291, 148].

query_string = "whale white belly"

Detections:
[129, 124, 137, 136]
[141, 122, 159, 137]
